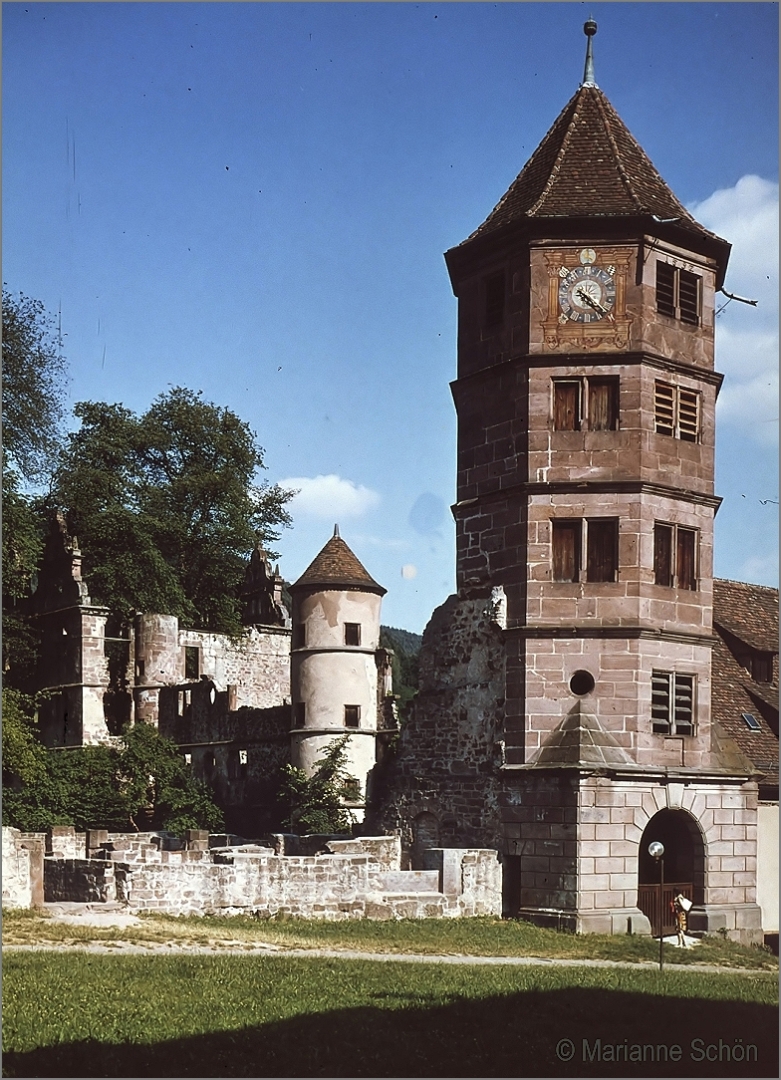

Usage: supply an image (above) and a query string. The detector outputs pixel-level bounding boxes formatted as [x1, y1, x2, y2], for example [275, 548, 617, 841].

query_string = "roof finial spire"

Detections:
[333, 523, 340, 538]
[582, 18, 598, 88]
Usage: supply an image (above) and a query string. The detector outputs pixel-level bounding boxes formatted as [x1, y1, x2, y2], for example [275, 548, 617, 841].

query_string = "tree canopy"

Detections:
[2, 288, 67, 484]
[53, 387, 293, 634]
[2, 289, 68, 680]
[2, 720, 224, 835]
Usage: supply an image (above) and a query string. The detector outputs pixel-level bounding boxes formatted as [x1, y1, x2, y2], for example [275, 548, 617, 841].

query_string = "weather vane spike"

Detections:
[582, 18, 598, 87]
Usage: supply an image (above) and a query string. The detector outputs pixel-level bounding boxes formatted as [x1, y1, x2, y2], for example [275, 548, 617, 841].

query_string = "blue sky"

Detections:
[3, 2, 778, 633]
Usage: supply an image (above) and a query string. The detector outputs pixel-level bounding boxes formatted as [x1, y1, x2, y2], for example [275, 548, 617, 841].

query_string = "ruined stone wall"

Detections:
[2, 828, 44, 909]
[373, 595, 506, 861]
[158, 681, 291, 835]
[36, 832, 501, 920]
[179, 626, 291, 712]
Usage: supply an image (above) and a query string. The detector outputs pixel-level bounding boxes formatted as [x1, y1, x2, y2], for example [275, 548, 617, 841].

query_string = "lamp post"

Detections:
[648, 841, 665, 972]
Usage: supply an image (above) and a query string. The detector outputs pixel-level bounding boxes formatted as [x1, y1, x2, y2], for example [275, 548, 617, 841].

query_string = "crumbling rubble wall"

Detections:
[372, 594, 506, 863]
[3, 826, 501, 920]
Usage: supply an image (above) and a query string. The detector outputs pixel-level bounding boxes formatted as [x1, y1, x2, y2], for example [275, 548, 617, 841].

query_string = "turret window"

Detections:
[293, 624, 306, 648]
[294, 702, 305, 726]
[654, 381, 700, 442]
[344, 705, 361, 728]
[553, 377, 618, 431]
[652, 671, 695, 735]
[552, 518, 618, 583]
[654, 524, 698, 590]
[656, 262, 701, 325]
[344, 623, 361, 646]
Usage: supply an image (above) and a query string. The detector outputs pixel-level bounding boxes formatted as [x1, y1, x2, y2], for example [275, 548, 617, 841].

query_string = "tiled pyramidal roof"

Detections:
[464, 84, 719, 244]
[529, 701, 635, 770]
[291, 528, 386, 595]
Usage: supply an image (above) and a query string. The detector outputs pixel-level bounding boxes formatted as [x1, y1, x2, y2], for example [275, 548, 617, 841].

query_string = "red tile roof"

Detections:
[713, 578, 779, 653]
[463, 84, 726, 250]
[290, 532, 386, 595]
[712, 579, 778, 780]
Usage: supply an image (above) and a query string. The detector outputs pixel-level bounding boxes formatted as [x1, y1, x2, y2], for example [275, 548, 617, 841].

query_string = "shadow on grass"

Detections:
[4, 986, 777, 1078]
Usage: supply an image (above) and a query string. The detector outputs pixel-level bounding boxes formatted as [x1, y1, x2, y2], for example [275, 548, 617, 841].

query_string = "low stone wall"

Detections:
[45, 858, 116, 903]
[35, 831, 502, 920]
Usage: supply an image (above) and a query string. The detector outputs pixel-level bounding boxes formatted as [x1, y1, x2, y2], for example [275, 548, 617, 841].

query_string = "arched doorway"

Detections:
[638, 809, 704, 935]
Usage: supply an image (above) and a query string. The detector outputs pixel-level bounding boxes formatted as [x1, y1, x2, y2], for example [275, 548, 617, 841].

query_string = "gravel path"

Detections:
[3, 904, 770, 975]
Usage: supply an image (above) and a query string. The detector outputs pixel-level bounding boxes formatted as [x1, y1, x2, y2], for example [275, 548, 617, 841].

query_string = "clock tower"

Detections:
[379, 22, 763, 942]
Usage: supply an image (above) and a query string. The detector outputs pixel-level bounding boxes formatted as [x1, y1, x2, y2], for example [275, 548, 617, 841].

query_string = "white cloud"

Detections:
[401, 564, 418, 580]
[688, 175, 778, 445]
[278, 474, 380, 519]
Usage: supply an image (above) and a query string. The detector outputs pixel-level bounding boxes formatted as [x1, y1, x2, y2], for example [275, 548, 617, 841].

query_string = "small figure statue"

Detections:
[672, 892, 692, 947]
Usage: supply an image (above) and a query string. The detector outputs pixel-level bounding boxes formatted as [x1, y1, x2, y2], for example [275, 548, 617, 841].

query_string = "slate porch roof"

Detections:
[459, 83, 728, 258]
[712, 579, 779, 782]
[290, 530, 386, 596]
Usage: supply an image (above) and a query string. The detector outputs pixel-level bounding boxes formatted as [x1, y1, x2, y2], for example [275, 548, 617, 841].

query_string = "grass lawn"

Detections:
[2, 951, 778, 1078]
[3, 908, 777, 970]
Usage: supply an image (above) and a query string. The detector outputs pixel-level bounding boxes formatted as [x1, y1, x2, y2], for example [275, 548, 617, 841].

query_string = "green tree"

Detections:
[2, 288, 67, 484]
[2, 722, 223, 835]
[53, 387, 293, 634]
[117, 723, 224, 835]
[2, 289, 67, 681]
[280, 736, 358, 835]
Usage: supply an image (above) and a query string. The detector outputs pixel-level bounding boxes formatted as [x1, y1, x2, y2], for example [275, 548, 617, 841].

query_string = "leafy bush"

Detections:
[280, 735, 358, 835]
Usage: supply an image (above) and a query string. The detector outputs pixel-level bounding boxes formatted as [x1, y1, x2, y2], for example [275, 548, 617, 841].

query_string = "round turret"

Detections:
[289, 526, 387, 819]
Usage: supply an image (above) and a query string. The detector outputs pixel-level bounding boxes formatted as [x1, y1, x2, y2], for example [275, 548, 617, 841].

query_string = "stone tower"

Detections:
[289, 527, 387, 819]
[378, 23, 763, 941]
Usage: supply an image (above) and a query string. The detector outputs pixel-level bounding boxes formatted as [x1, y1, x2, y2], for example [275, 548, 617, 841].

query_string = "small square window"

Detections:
[656, 262, 701, 325]
[344, 623, 361, 646]
[654, 381, 701, 442]
[654, 523, 698, 590]
[344, 705, 361, 728]
[652, 671, 695, 736]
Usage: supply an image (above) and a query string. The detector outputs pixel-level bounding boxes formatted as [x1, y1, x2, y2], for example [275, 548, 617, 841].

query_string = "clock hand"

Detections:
[576, 288, 606, 313]
[576, 288, 614, 321]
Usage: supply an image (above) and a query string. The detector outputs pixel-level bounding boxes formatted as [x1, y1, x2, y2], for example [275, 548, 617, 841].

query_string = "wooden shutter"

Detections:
[676, 528, 697, 590]
[651, 671, 672, 733]
[656, 262, 676, 317]
[677, 389, 700, 442]
[552, 520, 580, 582]
[587, 378, 618, 431]
[586, 519, 618, 582]
[673, 674, 694, 735]
[654, 382, 675, 436]
[654, 524, 673, 587]
[554, 381, 581, 431]
[678, 270, 700, 325]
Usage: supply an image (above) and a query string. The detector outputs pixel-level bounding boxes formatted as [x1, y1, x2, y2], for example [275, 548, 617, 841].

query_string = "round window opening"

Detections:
[570, 670, 595, 696]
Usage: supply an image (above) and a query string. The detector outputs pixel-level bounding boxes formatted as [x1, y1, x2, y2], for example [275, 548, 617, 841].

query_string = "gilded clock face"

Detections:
[558, 265, 616, 323]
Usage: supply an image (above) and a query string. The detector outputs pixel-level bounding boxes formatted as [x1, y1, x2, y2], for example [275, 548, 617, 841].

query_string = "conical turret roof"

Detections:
[458, 84, 727, 259]
[290, 528, 386, 595]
